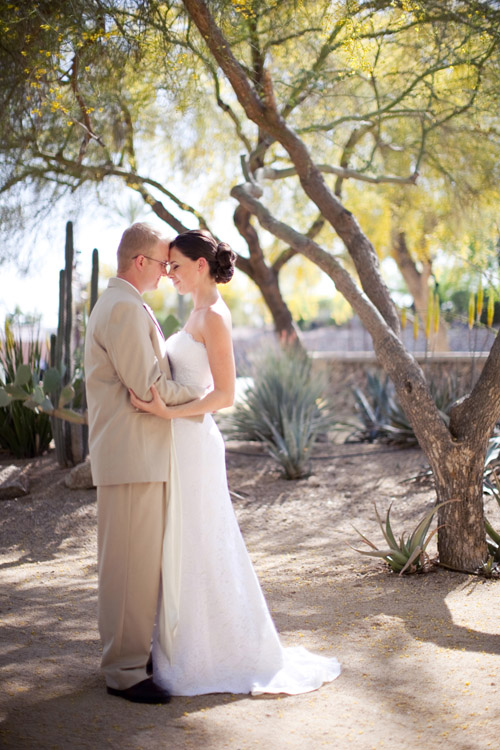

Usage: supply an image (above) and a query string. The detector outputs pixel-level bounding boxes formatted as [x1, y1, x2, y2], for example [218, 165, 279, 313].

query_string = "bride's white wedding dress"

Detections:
[152, 330, 341, 696]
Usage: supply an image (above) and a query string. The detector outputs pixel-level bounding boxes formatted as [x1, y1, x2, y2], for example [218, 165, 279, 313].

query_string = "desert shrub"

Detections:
[224, 347, 337, 479]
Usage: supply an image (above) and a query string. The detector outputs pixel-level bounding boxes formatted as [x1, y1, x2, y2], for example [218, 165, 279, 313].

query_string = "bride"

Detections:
[130, 229, 341, 696]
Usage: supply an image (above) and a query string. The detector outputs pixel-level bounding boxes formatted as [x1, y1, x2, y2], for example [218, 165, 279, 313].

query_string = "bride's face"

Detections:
[167, 246, 200, 295]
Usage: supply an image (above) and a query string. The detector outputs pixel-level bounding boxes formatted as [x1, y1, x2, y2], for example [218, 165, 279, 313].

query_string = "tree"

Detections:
[178, 0, 500, 572]
[4, 2, 499, 344]
[0, 0, 304, 341]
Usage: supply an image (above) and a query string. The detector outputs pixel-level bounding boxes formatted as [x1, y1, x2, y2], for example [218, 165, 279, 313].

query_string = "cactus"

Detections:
[0, 226, 98, 464]
[50, 222, 98, 466]
[90, 248, 99, 313]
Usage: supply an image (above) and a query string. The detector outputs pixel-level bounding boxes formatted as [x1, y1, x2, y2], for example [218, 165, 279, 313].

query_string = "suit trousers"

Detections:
[97, 482, 167, 690]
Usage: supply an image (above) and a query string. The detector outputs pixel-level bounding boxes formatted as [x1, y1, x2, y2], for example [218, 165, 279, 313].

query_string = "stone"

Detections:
[0, 465, 30, 499]
[65, 457, 95, 489]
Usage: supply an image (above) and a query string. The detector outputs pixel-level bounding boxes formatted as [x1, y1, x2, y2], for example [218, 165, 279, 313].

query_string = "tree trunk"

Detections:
[432, 443, 488, 570]
[233, 205, 302, 346]
[392, 230, 450, 352]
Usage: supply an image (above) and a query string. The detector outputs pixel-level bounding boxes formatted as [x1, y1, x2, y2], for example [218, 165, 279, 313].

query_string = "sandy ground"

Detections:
[0, 440, 499, 750]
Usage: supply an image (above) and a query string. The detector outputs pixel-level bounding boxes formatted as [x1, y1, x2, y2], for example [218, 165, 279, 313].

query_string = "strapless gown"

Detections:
[153, 330, 341, 695]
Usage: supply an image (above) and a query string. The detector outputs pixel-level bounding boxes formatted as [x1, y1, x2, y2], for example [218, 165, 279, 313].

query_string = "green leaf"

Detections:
[485, 517, 500, 545]
[23, 398, 39, 411]
[14, 363, 32, 387]
[351, 525, 379, 550]
[53, 407, 87, 425]
[40, 396, 54, 413]
[163, 314, 181, 338]
[0, 388, 12, 407]
[5, 384, 28, 400]
[408, 499, 456, 550]
[32, 385, 44, 405]
[348, 546, 398, 559]
[43, 367, 61, 394]
[58, 384, 75, 408]
[399, 545, 423, 575]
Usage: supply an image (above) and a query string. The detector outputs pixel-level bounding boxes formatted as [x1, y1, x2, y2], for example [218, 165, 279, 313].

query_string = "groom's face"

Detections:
[141, 241, 170, 292]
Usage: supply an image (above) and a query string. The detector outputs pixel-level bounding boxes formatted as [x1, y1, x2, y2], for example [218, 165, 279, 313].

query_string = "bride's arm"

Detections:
[130, 310, 235, 420]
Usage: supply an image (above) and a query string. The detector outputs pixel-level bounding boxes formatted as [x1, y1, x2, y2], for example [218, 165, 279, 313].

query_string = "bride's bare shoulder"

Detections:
[205, 298, 232, 328]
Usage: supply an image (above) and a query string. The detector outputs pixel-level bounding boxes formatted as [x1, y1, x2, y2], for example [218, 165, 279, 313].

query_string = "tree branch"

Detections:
[257, 163, 419, 186]
[272, 213, 325, 274]
[182, 0, 400, 332]
[230, 180, 452, 446]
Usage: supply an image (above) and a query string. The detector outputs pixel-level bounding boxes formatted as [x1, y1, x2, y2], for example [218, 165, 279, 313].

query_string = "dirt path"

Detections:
[1, 443, 499, 750]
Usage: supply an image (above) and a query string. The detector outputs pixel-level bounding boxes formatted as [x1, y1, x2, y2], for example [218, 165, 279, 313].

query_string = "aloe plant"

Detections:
[350, 500, 455, 575]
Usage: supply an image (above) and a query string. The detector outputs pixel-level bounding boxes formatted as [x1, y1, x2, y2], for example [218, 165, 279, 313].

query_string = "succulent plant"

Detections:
[0, 362, 87, 425]
[350, 500, 456, 575]
[223, 347, 337, 479]
[350, 372, 467, 446]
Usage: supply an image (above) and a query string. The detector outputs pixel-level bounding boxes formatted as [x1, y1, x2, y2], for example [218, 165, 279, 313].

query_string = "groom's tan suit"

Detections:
[85, 277, 199, 689]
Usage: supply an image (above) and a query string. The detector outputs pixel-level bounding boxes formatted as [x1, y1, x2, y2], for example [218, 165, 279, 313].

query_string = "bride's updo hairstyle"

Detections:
[170, 229, 236, 284]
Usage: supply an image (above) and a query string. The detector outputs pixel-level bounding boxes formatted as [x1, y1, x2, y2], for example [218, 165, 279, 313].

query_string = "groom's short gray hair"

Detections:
[117, 223, 168, 271]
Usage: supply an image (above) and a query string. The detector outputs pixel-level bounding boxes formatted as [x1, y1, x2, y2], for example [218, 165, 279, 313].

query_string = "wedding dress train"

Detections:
[153, 330, 341, 696]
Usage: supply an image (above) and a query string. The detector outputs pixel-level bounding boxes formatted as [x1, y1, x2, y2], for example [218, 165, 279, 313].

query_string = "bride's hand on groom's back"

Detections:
[129, 385, 171, 419]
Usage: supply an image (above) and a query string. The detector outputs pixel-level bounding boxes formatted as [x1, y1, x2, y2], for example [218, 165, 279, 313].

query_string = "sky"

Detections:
[0, 200, 231, 332]
[1, 217, 127, 331]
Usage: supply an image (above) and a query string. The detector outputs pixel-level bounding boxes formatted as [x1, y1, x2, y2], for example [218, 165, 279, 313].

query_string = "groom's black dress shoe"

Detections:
[107, 678, 170, 704]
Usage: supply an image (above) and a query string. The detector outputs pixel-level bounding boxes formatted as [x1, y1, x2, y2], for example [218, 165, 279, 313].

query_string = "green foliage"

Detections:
[159, 313, 181, 339]
[350, 501, 455, 575]
[350, 372, 466, 446]
[0, 320, 52, 458]
[483, 437, 500, 564]
[223, 347, 337, 479]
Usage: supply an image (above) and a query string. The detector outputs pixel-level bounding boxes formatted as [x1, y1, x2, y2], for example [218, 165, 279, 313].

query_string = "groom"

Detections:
[84, 222, 200, 703]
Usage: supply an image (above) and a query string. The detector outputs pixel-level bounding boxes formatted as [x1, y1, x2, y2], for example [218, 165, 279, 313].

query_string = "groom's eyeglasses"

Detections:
[133, 254, 170, 272]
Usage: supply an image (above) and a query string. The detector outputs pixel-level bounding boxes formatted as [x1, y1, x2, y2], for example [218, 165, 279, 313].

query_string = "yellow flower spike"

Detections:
[476, 281, 484, 323]
[433, 293, 440, 335]
[468, 292, 475, 330]
[487, 290, 495, 328]
[413, 312, 419, 341]
[425, 294, 433, 340]
[401, 307, 407, 330]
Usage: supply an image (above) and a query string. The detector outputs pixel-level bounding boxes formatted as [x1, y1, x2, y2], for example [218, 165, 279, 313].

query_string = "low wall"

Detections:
[310, 351, 489, 415]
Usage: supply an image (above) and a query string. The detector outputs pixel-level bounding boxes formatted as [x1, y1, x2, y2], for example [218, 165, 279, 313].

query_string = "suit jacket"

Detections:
[84, 277, 200, 486]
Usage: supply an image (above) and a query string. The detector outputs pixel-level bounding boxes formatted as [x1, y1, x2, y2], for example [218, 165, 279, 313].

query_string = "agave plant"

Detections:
[224, 347, 337, 479]
[351, 373, 417, 446]
[350, 372, 467, 446]
[350, 500, 455, 575]
[484, 471, 500, 563]
[482, 437, 500, 562]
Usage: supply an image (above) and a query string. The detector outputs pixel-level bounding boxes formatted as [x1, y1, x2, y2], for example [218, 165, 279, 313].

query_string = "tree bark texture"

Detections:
[433, 444, 488, 571]
[233, 205, 301, 345]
